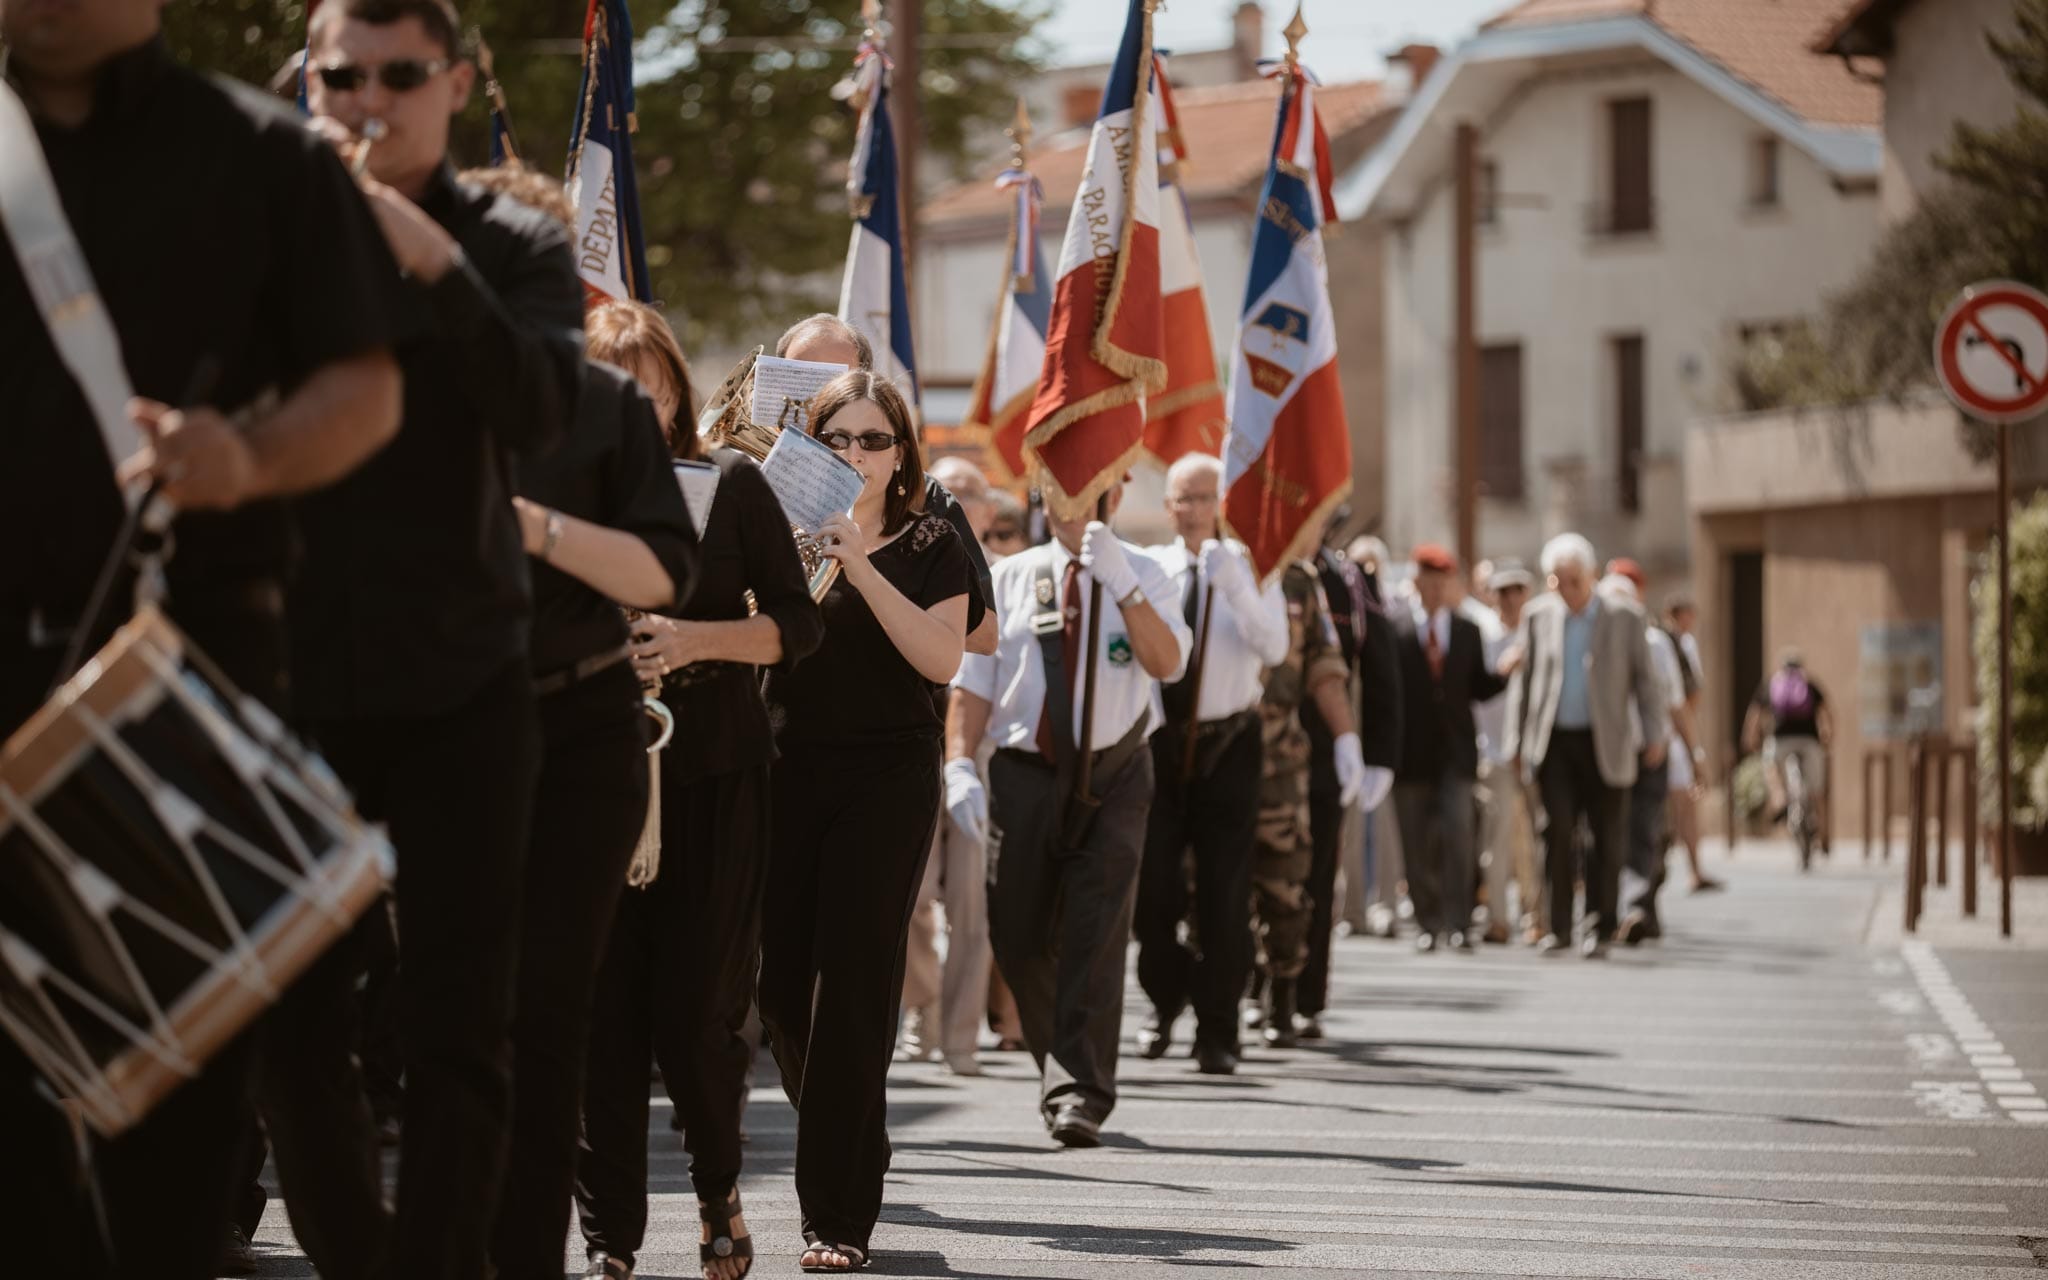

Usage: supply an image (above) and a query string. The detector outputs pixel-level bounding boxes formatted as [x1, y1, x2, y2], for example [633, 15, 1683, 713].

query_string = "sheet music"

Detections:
[749, 356, 847, 432]
[672, 460, 719, 539]
[760, 425, 864, 534]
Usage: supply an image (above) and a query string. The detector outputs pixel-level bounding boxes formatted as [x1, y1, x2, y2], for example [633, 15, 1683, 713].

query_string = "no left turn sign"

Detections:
[1936, 280, 2048, 423]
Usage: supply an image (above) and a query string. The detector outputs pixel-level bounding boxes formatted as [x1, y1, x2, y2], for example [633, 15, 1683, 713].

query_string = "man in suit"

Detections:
[1389, 544, 1509, 951]
[1503, 533, 1671, 958]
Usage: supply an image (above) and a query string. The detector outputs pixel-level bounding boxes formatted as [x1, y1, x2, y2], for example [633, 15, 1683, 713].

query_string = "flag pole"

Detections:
[1077, 491, 1110, 802]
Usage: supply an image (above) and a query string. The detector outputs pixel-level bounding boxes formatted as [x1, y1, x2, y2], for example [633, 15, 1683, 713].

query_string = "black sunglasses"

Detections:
[815, 429, 900, 454]
[316, 58, 451, 93]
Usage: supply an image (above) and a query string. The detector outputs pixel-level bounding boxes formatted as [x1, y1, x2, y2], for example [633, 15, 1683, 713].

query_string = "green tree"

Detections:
[1975, 494, 2048, 830]
[1743, 0, 2048, 425]
[164, 0, 1045, 347]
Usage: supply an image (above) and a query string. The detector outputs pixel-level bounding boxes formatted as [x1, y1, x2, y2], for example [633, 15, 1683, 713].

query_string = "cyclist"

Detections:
[1743, 651, 1833, 858]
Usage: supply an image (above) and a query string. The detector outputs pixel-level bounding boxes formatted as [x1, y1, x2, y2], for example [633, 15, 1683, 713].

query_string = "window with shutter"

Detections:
[1479, 344, 1523, 500]
[1614, 334, 1645, 514]
[1608, 98, 1653, 234]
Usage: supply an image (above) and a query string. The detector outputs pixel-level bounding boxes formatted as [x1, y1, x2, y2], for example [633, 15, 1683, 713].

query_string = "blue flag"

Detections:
[837, 39, 919, 404]
[567, 0, 651, 303]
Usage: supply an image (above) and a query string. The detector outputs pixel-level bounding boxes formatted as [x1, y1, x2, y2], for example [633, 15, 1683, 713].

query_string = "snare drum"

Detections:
[0, 607, 390, 1137]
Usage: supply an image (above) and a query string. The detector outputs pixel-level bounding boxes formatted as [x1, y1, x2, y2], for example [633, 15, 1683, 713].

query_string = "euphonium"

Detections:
[696, 347, 841, 603]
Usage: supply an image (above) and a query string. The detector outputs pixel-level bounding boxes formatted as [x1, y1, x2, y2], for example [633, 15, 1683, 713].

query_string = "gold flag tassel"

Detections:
[626, 682, 675, 888]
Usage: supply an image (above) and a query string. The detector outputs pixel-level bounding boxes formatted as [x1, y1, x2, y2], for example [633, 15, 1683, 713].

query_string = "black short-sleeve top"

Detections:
[764, 513, 972, 751]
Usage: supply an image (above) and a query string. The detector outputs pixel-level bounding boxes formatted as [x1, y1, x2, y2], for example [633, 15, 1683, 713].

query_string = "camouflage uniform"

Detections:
[1253, 562, 1351, 979]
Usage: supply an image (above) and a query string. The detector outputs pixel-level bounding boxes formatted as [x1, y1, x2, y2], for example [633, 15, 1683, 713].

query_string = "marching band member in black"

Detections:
[948, 477, 1193, 1147]
[776, 314, 997, 656]
[1135, 454, 1288, 1073]
[0, 0, 408, 1272]
[256, 3, 586, 1276]
[575, 306, 824, 1280]
[756, 373, 971, 1273]
[444, 175, 701, 1280]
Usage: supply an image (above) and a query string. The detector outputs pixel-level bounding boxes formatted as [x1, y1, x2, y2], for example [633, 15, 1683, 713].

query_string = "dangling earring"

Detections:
[895, 461, 905, 497]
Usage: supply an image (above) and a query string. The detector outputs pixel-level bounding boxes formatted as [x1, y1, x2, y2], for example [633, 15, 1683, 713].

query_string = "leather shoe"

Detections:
[1136, 1014, 1171, 1060]
[1194, 1044, 1239, 1075]
[584, 1253, 635, 1280]
[1048, 1104, 1102, 1148]
[1449, 931, 1477, 952]
[1295, 1013, 1326, 1041]
[1579, 933, 1609, 960]
[1536, 933, 1567, 955]
[217, 1224, 256, 1276]
[1413, 931, 1437, 954]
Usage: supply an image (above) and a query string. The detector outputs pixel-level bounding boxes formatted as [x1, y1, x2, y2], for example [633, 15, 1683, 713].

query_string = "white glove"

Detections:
[1080, 522, 1140, 600]
[1359, 764, 1394, 814]
[943, 756, 988, 845]
[1198, 539, 1255, 607]
[1334, 732, 1367, 809]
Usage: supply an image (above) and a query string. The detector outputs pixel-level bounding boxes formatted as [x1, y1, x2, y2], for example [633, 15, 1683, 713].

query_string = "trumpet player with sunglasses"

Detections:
[754, 372, 973, 1274]
[251, 2, 588, 1277]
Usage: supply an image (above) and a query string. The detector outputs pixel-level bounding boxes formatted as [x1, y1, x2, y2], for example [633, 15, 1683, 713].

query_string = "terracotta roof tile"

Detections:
[921, 77, 1386, 228]
[1485, 0, 1881, 127]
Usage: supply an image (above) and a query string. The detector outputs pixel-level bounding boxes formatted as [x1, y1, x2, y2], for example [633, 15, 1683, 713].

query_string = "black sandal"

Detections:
[698, 1188, 753, 1277]
[798, 1238, 868, 1272]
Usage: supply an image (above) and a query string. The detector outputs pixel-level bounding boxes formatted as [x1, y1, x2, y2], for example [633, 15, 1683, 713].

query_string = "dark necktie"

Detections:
[1036, 560, 1083, 761]
[1161, 560, 1202, 723]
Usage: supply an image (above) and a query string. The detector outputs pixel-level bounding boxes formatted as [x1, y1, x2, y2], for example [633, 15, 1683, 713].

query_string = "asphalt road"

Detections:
[247, 841, 2048, 1277]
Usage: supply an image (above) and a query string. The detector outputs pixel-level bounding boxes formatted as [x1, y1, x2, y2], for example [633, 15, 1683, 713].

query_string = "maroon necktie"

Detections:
[1424, 617, 1445, 683]
[1036, 561, 1083, 761]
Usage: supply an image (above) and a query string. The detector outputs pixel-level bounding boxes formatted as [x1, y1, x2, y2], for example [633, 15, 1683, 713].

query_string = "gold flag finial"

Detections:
[1006, 97, 1034, 165]
[1283, 4, 1308, 67]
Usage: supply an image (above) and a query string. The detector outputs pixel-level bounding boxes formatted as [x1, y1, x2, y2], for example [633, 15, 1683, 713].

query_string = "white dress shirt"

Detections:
[954, 537, 1194, 750]
[1146, 537, 1289, 720]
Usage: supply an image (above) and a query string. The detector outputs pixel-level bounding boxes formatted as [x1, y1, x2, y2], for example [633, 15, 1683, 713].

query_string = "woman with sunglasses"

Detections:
[757, 371, 972, 1273]
[572, 301, 825, 1280]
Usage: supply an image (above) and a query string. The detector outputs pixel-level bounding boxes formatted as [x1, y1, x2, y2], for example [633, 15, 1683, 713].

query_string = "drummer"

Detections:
[0, 0, 408, 1274]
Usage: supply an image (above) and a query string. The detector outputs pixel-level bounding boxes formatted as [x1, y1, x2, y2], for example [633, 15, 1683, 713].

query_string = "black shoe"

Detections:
[584, 1253, 635, 1280]
[1048, 1104, 1102, 1148]
[1195, 1043, 1240, 1075]
[1263, 978, 1301, 1049]
[1615, 912, 1647, 946]
[1579, 933, 1609, 960]
[1136, 1013, 1172, 1060]
[218, 1223, 257, 1276]
[1413, 932, 1437, 954]
[1536, 933, 1568, 955]
[1449, 931, 1477, 953]
[1295, 1013, 1326, 1041]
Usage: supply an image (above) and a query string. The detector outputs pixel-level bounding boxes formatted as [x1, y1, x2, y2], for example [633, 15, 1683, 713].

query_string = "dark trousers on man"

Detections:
[1623, 753, 1670, 932]
[257, 659, 541, 1280]
[1392, 772, 1479, 938]
[1536, 729, 1628, 943]
[493, 666, 649, 1279]
[1298, 781, 1345, 1018]
[578, 763, 772, 1269]
[758, 743, 940, 1257]
[988, 747, 1155, 1124]
[1134, 720, 1262, 1052]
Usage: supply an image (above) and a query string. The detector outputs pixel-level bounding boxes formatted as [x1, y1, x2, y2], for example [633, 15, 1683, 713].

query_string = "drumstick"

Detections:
[50, 357, 220, 690]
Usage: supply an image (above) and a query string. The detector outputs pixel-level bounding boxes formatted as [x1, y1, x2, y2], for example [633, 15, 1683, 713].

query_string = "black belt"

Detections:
[998, 735, 1145, 775]
[533, 645, 631, 697]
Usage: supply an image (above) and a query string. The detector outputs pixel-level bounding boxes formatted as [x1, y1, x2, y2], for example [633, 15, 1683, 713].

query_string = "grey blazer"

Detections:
[1503, 591, 1670, 788]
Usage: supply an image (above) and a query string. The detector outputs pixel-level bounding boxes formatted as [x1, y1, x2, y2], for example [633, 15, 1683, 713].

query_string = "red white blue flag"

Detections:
[963, 154, 1051, 486]
[1022, 0, 1165, 519]
[1142, 54, 1226, 466]
[1222, 58, 1349, 584]
[567, 0, 651, 304]
[838, 30, 919, 405]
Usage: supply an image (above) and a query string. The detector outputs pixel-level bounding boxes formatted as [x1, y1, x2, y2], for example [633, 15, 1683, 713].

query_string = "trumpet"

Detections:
[348, 118, 387, 179]
[696, 347, 841, 603]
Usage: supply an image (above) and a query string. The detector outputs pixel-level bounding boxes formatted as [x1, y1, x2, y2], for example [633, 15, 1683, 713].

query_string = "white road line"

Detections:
[757, 1124, 1981, 1154]
[1901, 940, 2046, 1123]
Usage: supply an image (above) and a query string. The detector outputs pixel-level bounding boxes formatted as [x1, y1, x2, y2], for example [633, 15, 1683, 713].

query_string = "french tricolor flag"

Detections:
[1021, 0, 1165, 518]
[964, 157, 1051, 485]
[1142, 54, 1226, 466]
[838, 34, 919, 405]
[1222, 56, 1350, 583]
[566, 0, 651, 305]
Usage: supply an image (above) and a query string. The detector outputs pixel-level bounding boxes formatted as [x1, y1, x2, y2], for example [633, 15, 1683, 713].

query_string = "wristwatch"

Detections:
[1118, 585, 1149, 610]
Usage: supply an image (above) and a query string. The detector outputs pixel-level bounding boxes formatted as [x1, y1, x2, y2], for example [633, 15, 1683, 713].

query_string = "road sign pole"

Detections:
[1999, 420, 2014, 939]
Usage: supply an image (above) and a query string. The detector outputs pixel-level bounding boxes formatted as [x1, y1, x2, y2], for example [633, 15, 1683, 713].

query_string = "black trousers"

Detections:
[1625, 754, 1670, 925]
[758, 742, 939, 1255]
[0, 593, 280, 1279]
[1134, 721, 1262, 1050]
[578, 761, 772, 1267]
[257, 659, 541, 1280]
[1536, 730, 1628, 942]
[1298, 783, 1343, 1016]
[987, 745, 1155, 1122]
[492, 665, 649, 1279]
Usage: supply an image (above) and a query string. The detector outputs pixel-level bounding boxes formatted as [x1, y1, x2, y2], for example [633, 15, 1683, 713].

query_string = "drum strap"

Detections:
[0, 79, 145, 491]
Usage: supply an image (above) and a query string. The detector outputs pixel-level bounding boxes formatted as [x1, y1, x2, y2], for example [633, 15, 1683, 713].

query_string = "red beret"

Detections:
[1606, 557, 1647, 591]
[1412, 542, 1457, 574]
